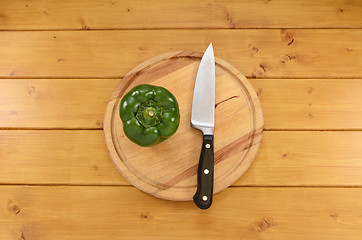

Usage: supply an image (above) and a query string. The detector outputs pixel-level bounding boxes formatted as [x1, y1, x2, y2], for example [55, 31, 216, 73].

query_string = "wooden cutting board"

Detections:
[104, 51, 263, 201]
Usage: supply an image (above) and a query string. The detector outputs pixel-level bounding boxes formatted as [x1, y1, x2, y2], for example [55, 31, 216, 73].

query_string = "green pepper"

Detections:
[119, 84, 180, 147]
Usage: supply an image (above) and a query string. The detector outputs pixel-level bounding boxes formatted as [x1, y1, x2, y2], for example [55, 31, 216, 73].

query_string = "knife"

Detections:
[191, 43, 215, 210]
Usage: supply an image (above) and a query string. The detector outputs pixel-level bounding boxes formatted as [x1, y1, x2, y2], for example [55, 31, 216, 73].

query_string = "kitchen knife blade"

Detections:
[191, 43, 215, 209]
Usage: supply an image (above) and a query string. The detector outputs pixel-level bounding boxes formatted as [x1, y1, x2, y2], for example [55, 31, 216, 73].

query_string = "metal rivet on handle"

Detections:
[202, 196, 208, 201]
[205, 143, 211, 149]
[204, 169, 209, 174]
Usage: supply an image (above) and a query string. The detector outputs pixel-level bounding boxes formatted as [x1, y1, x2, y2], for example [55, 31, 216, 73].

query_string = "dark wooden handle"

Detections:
[193, 134, 214, 209]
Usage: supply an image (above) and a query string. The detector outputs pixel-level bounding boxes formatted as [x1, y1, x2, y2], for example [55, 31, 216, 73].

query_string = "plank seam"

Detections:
[0, 128, 361, 131]
[0, 184, 361, 188]
[1, 76, 362, 80]
[1, 27, 362, 31]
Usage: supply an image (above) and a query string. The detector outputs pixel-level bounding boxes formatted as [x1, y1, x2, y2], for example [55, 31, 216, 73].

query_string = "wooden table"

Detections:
[1, 1, 362, 239]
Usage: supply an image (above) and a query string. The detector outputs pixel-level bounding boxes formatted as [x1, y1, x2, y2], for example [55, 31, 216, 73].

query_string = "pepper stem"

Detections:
[148, 110, 155, 117]
[136, 100, 163, 128]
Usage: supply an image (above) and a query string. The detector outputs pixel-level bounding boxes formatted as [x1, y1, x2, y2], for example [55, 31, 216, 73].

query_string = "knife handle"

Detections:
[193, 134, 214, 210]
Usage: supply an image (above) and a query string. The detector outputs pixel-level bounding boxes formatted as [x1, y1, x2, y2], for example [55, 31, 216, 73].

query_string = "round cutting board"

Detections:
[104, 51, 263, 201]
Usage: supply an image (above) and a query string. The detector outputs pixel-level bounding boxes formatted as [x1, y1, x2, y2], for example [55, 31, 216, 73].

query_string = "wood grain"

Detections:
[251, 79, 362, 130]
[1, 186, 362, 240]
[1, 1, 361, 239]
[0, 30, 362, 78]
[1, 130, 362, 186]
[104, 51, 263, 200]
[1, 79, 361, 130]
[0, 130, 125, 185]
[241, 131, 362, 186]
[0, 79, 118, 129]
[0, 0, 361, 30]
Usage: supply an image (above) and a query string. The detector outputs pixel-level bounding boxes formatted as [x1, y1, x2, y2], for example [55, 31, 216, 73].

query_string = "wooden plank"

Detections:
[1, 186, 362, 240]
[1, 79, 361, 129]
[251, 79, 362, 130]
[1, 130, 362, 186]
[0, 0, 361, 30]
[240, 131, 362, 186]
[0, 30, 361, 78]
[0, 79, 118, 129]
[0, 130, 126, 185]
